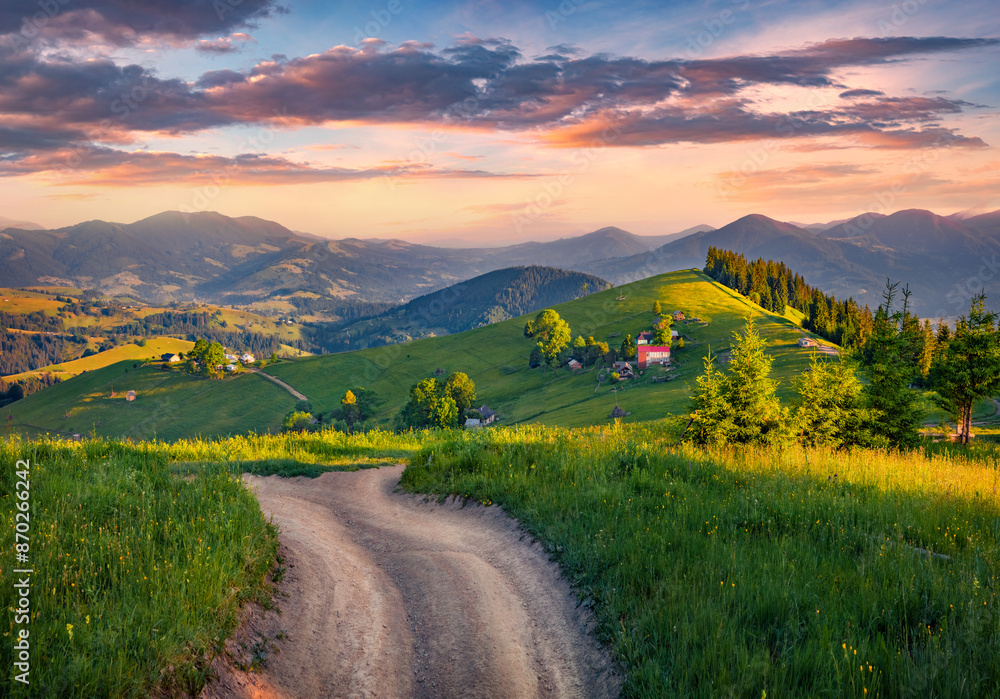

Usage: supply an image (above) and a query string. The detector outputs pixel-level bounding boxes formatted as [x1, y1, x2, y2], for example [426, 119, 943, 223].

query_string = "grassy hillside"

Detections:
[10, 269, 830, 439]
[7, 337, 195, 381]
[268, 268, 827, 428]
[7, 360, 296, 441]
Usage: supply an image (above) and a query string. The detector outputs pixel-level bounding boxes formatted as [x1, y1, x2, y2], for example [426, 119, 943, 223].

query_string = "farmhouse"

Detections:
[568, 359, 583, 371]
[225, 353, 238, 362]
[798, 337, 819, 348]
[161, 353, 181, 363]
[240, 353, 255, 363]
[477, 406, 496, 424]
[672, 310, 685, 321]
[612, 362, 635, 379]
[125, 390, 136, 402]
[636, 331, 654, 345]
[638, 345, 671, 370]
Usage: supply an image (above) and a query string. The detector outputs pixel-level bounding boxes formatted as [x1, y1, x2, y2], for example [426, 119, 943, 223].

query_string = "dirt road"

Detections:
[203, 466, 619, 699]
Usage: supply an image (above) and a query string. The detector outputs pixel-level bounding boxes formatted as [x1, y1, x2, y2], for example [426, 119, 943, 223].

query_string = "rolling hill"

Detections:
[328, 266, 612, 350]
[7, 269, 832, 440]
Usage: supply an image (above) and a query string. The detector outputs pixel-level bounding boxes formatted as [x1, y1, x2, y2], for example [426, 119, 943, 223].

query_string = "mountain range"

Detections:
[3, 208, 1000, 320]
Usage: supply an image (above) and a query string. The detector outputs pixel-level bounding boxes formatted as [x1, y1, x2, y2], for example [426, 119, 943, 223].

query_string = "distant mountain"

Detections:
[0, 215, 43, 231]
[5, 208, 1000, 321]
[0, 214, 693, 309]
[333, 266, 611, 349]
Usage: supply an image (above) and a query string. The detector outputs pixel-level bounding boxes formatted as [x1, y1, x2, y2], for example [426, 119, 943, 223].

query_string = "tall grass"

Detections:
[0, 438, 278, 696]
[401, 424, 1000, 698]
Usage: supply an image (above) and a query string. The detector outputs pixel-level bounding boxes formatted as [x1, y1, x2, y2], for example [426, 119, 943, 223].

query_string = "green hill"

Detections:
[329, 266, 611, 350]
[9, 269, 831, 438]
[6, 360, 295, 441]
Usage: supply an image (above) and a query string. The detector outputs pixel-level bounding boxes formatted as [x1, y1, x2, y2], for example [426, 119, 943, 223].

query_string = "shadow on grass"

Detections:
[171, 459, 387, 479]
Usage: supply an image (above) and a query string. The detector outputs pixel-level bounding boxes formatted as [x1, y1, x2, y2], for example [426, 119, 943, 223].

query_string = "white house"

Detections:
[240, 353, 255, 363]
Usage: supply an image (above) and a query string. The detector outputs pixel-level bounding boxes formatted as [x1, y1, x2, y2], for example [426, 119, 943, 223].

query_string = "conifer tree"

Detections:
[687, 349, 734, 446]
[859, 280, 924, 448]
[931, 292, 1000, 444]
[726, 316, 790, 445]
[793, 354, 868, 447]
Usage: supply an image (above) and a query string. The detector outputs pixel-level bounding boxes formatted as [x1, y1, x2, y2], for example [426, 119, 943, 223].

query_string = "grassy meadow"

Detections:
[2, 421, 998, 697]
[0, 438, 279, 697]
[402, 425, 1000, 698]
[6, 360, 296, 442]
[6, 337, 194, 383]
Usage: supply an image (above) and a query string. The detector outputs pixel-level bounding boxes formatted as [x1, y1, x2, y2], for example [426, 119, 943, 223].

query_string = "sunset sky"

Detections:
[0, 0, 998, 244]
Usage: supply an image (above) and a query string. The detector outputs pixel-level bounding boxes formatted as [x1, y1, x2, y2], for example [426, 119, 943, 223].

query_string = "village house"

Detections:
[161, 353, 180, 363]
[240, 353, 255, 363]
[225, 363, 238, 372]
[636, 331, 654, 345]
[612, 361, 635, 379]
[465, 418, 482, 429]
[225, 353, 238, 362]
[477, 406, 496, 425]
[125, 390, 137, 402]
[798, 337, 819, 348]
[672, 310, 685, 321]
[567, 359, 583, 371]
[638, 345, 671, 370]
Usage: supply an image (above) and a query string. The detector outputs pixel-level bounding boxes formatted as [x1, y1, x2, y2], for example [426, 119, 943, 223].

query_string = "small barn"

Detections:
[672, 310, 685, 321]
[161, 353, 181, 363]
[568, 359, 582, 371]
[125, 390, 137, 402]
[465, 418, 482, 429]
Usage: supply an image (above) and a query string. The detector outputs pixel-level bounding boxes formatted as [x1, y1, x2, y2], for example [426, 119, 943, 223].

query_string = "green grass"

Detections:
[7, 338, 195, 382]
[0, 288, 66, 316]
[0, 438, 279, 696]
[401, 425, 1000, 698]
[7, 360, 296, 441]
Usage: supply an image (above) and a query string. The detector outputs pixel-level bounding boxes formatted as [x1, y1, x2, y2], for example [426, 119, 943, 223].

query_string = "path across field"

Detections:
[204, 466, 619, 699]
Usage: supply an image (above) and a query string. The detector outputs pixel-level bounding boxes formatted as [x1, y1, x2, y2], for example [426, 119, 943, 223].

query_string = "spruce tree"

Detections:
[726, 316, 789, 445]
[687, 349, 734, 446]
[859, 281, 924, 448]
[930, 292, 1000, 444]
[793, 354, 868, 448]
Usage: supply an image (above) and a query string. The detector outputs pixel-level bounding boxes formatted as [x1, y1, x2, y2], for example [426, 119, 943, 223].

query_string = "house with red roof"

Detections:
[638, 345, 671, 370]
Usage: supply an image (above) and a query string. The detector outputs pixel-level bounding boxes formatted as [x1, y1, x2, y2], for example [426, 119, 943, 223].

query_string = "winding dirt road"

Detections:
[203, 465, 620, 699]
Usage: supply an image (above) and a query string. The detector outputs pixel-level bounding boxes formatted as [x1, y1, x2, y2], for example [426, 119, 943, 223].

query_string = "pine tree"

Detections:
[686, 349, 734, 446]
[726, 316, 790, 445]
[930, 292, 1000, 445]
[859, 281, 924, 448]
[793, 354, 869, 447]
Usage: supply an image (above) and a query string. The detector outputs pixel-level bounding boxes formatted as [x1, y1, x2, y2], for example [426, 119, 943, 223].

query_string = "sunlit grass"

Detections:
[402, 424, 1000, 698]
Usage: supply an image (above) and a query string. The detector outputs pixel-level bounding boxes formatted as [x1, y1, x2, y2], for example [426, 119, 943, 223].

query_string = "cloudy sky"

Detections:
[0, 0, 997, 243]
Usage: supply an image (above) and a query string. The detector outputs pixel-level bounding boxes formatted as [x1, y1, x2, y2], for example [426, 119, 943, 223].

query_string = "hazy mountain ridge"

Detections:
[4, 208, 1000, 319]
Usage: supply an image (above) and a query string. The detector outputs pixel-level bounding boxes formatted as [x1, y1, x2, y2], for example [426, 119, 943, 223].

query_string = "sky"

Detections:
[0, 0, 998, 245]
